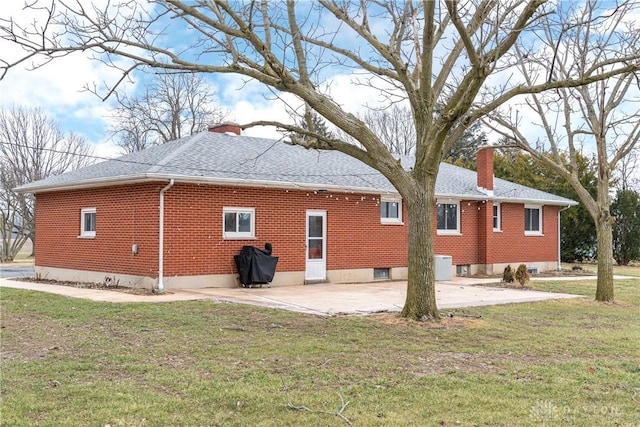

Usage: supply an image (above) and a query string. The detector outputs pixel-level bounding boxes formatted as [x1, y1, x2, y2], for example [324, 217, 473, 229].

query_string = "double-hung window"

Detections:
[493, 203, 501, 231]
[380, 197, 402, 224]
[524, 205, 542, 235]
[223, 207, 255, 239]
[437, 201, 460, 234]
[80, 208, 96, 238]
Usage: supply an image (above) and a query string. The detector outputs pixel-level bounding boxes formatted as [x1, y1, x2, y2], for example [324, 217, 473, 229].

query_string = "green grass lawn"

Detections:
[559, 262, 640, 277]
[1, 279, 639, 426]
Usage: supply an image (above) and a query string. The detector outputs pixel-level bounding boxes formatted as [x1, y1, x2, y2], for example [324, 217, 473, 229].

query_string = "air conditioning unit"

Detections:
[434, 255, 452, 281]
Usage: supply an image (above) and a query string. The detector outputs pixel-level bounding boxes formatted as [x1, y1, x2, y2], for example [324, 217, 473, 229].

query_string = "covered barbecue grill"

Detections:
[234, 244, 278, 288]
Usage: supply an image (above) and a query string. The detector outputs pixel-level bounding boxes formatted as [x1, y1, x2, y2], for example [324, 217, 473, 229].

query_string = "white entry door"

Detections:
[305, 210, 327, 281]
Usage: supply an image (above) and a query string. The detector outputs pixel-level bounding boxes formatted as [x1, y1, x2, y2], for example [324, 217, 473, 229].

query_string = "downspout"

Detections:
[158, 179, 175, 291]
[558, 205, 571, 271]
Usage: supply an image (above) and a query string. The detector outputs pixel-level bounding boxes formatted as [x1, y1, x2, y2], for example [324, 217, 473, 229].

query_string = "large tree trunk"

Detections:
[401, 181, 439, 320]
[595, 216, 614, 302]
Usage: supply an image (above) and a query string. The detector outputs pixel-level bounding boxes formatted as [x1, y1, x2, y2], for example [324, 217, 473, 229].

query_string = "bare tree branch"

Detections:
[0, 105, 93, 261]
[108, 72, 228, 153]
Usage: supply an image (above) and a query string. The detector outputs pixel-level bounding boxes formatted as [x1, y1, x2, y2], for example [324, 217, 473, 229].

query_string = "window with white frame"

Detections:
[436, 201, 460, 234]
[493, 203, 501, 231]
[524, 205, 542, 235]
[380, 197, 402, 224]
[223, 207, 255, 239]
[80, 208, 96, 238]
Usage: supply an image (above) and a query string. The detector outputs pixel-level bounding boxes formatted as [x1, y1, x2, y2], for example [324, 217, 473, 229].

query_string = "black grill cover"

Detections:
[234, 245, 279, 286]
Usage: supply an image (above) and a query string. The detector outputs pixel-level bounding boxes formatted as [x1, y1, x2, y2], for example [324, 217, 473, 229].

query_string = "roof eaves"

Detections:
[434, 192, 577, 206]
[434, 193, 486, 201]
[14, 172, 402, 196]
[162, 174, 400, 195]
[493, 197, 578, 206]
[13, 175, 164, 194]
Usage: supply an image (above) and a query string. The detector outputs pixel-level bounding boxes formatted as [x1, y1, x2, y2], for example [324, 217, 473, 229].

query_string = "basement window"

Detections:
[373, 268, 390, 280]
[456, 265, 469, 277]
[80, 208, 96, 238]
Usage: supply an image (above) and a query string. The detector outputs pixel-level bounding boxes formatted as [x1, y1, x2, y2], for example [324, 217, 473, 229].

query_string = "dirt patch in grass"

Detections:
[410, 351, 504, 376]
[372, 311, 485, 330]
[16, 277, 158, 295]
[0, 312, 71, 362]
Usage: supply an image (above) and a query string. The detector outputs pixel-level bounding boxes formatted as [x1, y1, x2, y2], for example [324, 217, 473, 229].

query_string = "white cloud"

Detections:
[216, 70, 407, 138]
[92, 138, 120, 160]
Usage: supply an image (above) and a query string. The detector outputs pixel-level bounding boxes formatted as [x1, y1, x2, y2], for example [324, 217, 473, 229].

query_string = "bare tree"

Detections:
[0, 159, 30, 262]
[485, 1, 640, 302]
[0, 106, 92, 261]
[110, 72, 228, 153]
[2, 1, 639, 318]
[361, 106, 417, 155]
[617, 147, 640, 191]
[358, 104, 485, 158]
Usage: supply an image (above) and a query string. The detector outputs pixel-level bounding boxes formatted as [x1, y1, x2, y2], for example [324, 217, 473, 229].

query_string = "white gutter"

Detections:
[158, 179, 175, 291]
[14, 173, 399, 197]
[558, 205, 572, 271]
[15, 173, 578, 208]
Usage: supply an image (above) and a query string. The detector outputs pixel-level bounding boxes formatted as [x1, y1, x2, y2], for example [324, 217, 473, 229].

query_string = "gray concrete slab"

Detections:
[0, 277, 583, 316]
[0, 265, 34, 278]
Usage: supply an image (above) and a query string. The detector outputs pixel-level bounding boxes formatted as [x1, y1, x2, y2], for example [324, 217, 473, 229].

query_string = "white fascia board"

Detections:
[161, 174, 399, 196]
[13, 175, 160, 193]
[15, 172, 401, 197]
[16, 173, 575, 206]
[492, 197, 579, 206]
[435, 192, 578, 207]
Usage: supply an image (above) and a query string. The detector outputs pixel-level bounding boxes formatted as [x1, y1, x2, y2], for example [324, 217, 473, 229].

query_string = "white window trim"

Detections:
[380, 197, 403, 224]
[493, 203, 501, 232]
[524, 204, 543, 236]
[436, 200, 461, 235]
[79, 207, 96, 238]
[223, 207, 256, 239]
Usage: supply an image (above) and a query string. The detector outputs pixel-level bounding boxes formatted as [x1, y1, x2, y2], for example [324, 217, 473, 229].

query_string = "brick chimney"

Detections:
[208, 122, 241, 135]
[476, 144, 494, 194]
[477, 144, 495, 275]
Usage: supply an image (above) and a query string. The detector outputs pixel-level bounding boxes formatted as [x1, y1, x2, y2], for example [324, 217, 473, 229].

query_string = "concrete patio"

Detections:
[0, 276, 583, 316]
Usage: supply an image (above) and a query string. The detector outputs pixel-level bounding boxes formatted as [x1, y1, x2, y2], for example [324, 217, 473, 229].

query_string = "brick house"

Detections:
[15, 124, 576, 289]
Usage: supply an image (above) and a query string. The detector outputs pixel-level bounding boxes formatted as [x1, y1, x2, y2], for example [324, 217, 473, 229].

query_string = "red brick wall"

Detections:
[34, 183, 161, 276]
[34, 181, 560, 278]
[161, 184, 408, 276]
[432, 200, 481, 265]
[430, 200, 559, 266]
[492, 203, 559, 263]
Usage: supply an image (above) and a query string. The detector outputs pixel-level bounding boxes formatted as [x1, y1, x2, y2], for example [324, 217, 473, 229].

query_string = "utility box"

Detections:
[434, 255, 452, 281]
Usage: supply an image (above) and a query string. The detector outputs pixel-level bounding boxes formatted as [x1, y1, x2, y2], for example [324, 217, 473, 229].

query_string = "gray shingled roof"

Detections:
[15, 131, 576, 206]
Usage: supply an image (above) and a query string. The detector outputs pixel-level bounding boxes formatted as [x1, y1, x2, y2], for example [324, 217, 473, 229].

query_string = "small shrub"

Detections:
[515, 264, 530, 286]
[502, 265, 514, 283]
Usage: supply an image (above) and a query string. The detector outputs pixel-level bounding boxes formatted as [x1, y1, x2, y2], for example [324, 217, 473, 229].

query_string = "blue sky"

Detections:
[1, 0, 638, 187]
[0, 1, 375, 157]
[0, 1, 403, 160]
